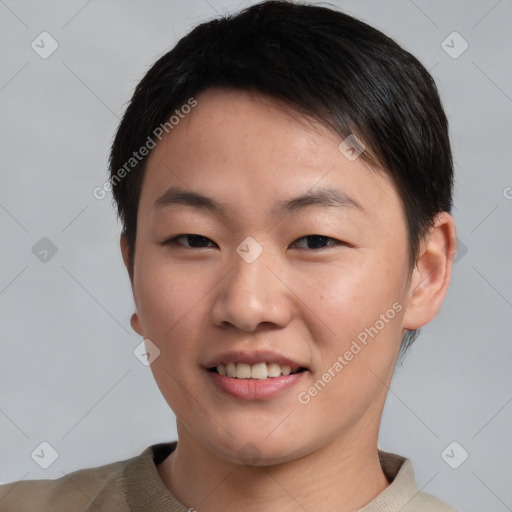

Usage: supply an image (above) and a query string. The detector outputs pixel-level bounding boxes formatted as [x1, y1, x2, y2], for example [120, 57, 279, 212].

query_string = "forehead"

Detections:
[138, 88, 402, 227]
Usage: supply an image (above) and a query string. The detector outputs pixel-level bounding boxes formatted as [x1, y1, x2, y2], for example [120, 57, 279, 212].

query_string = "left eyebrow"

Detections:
[271, 186, 365, 216]
[152, 185, 365, 216]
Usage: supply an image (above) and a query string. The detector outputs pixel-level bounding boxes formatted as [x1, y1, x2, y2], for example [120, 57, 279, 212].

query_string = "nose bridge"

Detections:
[211, 237, 291, 331]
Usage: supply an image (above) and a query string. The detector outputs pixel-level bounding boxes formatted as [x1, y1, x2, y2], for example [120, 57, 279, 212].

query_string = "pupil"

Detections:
[189, 235, 208, 247]
[308, 235, 328, 249]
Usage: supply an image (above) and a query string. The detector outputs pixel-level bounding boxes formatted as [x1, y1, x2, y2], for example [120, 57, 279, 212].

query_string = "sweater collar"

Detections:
[121, 441, 420, 512]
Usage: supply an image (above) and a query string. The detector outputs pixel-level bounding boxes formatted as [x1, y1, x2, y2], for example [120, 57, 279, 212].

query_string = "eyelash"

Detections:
[162, 234, 346, 250]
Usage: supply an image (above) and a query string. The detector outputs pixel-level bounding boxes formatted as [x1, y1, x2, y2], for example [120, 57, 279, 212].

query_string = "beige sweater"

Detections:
[0, 441, 456, 511]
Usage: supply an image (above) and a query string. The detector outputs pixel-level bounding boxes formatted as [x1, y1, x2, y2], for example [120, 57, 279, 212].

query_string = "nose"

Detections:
[210, 246, 293, 333]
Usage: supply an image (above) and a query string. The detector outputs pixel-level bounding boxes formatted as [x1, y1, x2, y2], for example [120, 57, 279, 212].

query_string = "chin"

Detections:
[206, 432, 311, 467]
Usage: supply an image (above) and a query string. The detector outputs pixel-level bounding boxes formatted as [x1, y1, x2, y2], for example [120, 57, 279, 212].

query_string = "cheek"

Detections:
[303, 256, 406, 388]
[133, 259, 210, 412]
[310, 258, 401, 335]
[295, 265, 405, 435]
[134, 255, 207, 346]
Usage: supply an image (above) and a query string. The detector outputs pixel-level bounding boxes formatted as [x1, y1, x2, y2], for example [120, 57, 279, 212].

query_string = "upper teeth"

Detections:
[217, 362, 293, 379]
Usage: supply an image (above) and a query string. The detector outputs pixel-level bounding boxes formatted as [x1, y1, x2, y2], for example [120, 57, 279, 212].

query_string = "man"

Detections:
[0, 1, 457, 510]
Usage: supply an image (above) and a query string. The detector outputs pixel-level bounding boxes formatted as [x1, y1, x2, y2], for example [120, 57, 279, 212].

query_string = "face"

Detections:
[124, 88, 416, 465]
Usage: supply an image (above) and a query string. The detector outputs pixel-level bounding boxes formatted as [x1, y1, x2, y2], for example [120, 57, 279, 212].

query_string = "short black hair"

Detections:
[109, 0, 453, 354]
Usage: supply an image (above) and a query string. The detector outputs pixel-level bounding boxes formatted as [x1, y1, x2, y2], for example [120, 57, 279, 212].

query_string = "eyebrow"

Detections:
[152, 185, 364, 216]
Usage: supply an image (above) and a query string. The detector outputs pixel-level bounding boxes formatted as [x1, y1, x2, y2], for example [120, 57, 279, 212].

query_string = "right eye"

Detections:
[162, 234, 217, 249]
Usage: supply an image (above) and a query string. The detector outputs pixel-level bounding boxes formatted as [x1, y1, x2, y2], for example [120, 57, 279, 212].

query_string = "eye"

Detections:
[290, 235, 344, 250]
[163, 234, 217, 249]
[162, 234, 345, 250]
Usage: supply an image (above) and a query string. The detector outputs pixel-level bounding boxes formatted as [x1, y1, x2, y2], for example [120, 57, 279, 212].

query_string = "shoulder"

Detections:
[0, 452, 137, 512]
[401, 489, 458, 511]
[369, 450, 457, 512]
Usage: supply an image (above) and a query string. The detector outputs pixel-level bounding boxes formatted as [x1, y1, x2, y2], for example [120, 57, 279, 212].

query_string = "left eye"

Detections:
[290, 235, 343, 250]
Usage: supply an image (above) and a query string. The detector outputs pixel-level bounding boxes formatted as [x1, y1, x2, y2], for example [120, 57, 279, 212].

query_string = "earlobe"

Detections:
[402, 212, 457, 331]
[130, 312, 144, 337]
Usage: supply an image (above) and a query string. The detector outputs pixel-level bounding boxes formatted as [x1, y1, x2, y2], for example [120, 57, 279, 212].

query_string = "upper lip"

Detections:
[204, 350, 309, 373]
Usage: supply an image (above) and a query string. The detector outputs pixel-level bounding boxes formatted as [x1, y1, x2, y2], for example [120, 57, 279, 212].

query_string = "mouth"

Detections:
[207, 362, 308, 380]
[203, 351, 310, 400]
[204, 354, 310, 400]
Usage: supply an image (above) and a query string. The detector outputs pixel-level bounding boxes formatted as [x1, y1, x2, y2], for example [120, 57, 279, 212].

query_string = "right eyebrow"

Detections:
[153, 187, 225, 215]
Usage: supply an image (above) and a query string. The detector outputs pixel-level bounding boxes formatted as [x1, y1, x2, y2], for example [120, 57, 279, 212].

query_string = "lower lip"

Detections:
[205, 369, 308, 400]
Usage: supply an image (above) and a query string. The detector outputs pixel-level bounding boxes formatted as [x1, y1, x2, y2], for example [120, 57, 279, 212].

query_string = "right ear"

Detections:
[120, 234, 133, 285]
[120, 234, 144, 337]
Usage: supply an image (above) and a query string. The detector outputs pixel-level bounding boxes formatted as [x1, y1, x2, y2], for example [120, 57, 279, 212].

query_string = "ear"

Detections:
[120, 234, 144, 337]
[402, 212, 457, 330]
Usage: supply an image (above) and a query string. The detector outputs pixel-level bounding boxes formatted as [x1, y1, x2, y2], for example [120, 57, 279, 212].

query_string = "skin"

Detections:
[121, 88, 456, 512]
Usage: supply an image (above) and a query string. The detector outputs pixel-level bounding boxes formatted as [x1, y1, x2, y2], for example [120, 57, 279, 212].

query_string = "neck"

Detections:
[157, 423, 389, 512]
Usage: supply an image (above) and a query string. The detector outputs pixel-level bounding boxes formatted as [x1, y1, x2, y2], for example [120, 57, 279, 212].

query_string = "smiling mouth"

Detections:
[208, 362, 308, 380]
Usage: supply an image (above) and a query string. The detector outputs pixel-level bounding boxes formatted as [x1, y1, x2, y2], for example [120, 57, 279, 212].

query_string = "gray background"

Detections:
[1, 0, 511, 510]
